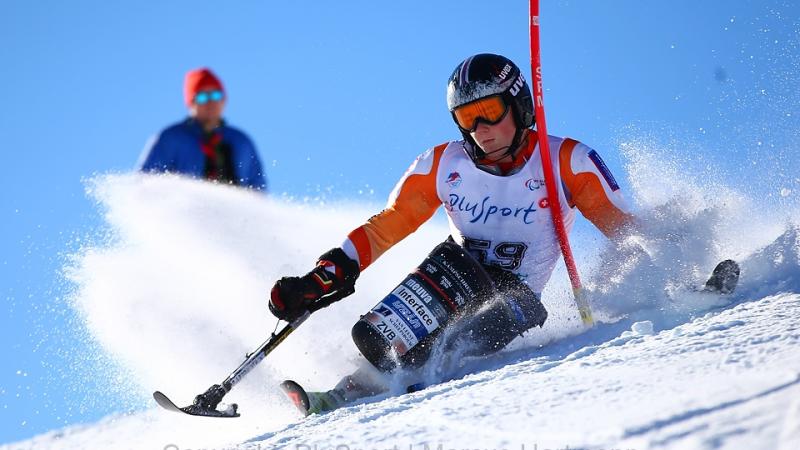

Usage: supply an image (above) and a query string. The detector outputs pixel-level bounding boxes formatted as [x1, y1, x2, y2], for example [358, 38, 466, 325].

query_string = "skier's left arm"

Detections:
[268, 145, 445, 321]
[559, 139, 636, 239]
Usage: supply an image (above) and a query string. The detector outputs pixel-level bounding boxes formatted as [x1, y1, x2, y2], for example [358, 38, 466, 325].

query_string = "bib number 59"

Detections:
[463, 238, 528, 270]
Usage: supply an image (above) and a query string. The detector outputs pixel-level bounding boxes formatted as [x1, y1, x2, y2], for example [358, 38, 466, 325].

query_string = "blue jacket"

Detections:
[138, 118, 267, 191]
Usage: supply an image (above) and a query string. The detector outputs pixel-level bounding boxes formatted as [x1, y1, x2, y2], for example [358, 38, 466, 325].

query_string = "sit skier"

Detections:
[268, 53, 737, 415]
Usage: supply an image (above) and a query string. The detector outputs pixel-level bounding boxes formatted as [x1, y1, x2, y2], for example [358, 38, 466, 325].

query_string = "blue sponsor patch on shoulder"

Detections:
[587, 150, 620, 191]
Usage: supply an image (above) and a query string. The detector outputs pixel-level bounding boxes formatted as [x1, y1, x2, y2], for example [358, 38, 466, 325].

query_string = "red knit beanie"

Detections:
[184, 68, 225, 106]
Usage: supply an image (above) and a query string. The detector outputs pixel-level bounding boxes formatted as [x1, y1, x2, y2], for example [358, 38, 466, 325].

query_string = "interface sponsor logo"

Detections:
[391, 285, 440, 332]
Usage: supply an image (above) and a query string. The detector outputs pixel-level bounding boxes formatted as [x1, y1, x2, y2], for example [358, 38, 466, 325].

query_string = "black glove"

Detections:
[269, 248, 360, 321]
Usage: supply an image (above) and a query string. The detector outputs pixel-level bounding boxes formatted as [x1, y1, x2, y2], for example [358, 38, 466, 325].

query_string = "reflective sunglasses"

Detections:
[194, 90, 224, 105]
[452, 95, 509, 132]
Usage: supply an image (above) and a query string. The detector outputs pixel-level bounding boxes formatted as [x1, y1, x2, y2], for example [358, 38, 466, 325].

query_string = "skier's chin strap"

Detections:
[465, 128, 532, 176]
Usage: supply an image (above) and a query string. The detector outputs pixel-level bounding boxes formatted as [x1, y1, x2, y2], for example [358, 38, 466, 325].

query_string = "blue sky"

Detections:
[1, 0, 798, 444]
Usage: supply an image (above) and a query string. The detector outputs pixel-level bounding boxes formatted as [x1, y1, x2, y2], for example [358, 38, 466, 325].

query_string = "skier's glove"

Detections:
[269, 248, 360, 321]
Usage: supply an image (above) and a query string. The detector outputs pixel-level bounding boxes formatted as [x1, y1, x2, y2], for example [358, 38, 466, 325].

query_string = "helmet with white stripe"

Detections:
[447, 53, 535, 132]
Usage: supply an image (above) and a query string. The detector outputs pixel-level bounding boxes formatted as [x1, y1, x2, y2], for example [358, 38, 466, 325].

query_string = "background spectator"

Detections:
[138, 68, 266, 191]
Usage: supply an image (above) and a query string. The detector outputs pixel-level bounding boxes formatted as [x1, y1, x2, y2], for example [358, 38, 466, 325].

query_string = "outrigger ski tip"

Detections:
[153, 390, 240, 418]
[151, 293, 345, 419]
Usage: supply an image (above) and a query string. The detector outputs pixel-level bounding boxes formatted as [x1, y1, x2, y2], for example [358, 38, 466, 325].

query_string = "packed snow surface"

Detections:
[4, 146, 800, 450]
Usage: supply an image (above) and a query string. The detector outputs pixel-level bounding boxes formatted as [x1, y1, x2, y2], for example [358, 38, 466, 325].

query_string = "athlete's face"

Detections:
[469, 110, 518, 162]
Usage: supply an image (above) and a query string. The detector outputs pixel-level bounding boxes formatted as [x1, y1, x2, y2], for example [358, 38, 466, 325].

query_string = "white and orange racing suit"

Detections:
[341, 133, 633, 295]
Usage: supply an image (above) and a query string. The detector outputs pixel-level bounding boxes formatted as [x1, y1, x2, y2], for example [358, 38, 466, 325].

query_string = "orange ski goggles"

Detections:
[452, 95, 509, 132]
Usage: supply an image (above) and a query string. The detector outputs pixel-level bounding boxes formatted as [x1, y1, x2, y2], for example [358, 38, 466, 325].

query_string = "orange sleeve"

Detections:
[559, 138, 635, 239]
[347, 144, 447, 271]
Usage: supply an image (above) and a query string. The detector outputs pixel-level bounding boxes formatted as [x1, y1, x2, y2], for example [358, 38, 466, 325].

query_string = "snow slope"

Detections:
[6, 293, 800, 450]
[3, 160, 800, 449]
[243, 294, 800, 450]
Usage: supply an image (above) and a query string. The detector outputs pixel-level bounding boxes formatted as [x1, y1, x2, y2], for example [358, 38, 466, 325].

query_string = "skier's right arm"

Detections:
[269, 144, 446, 320]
